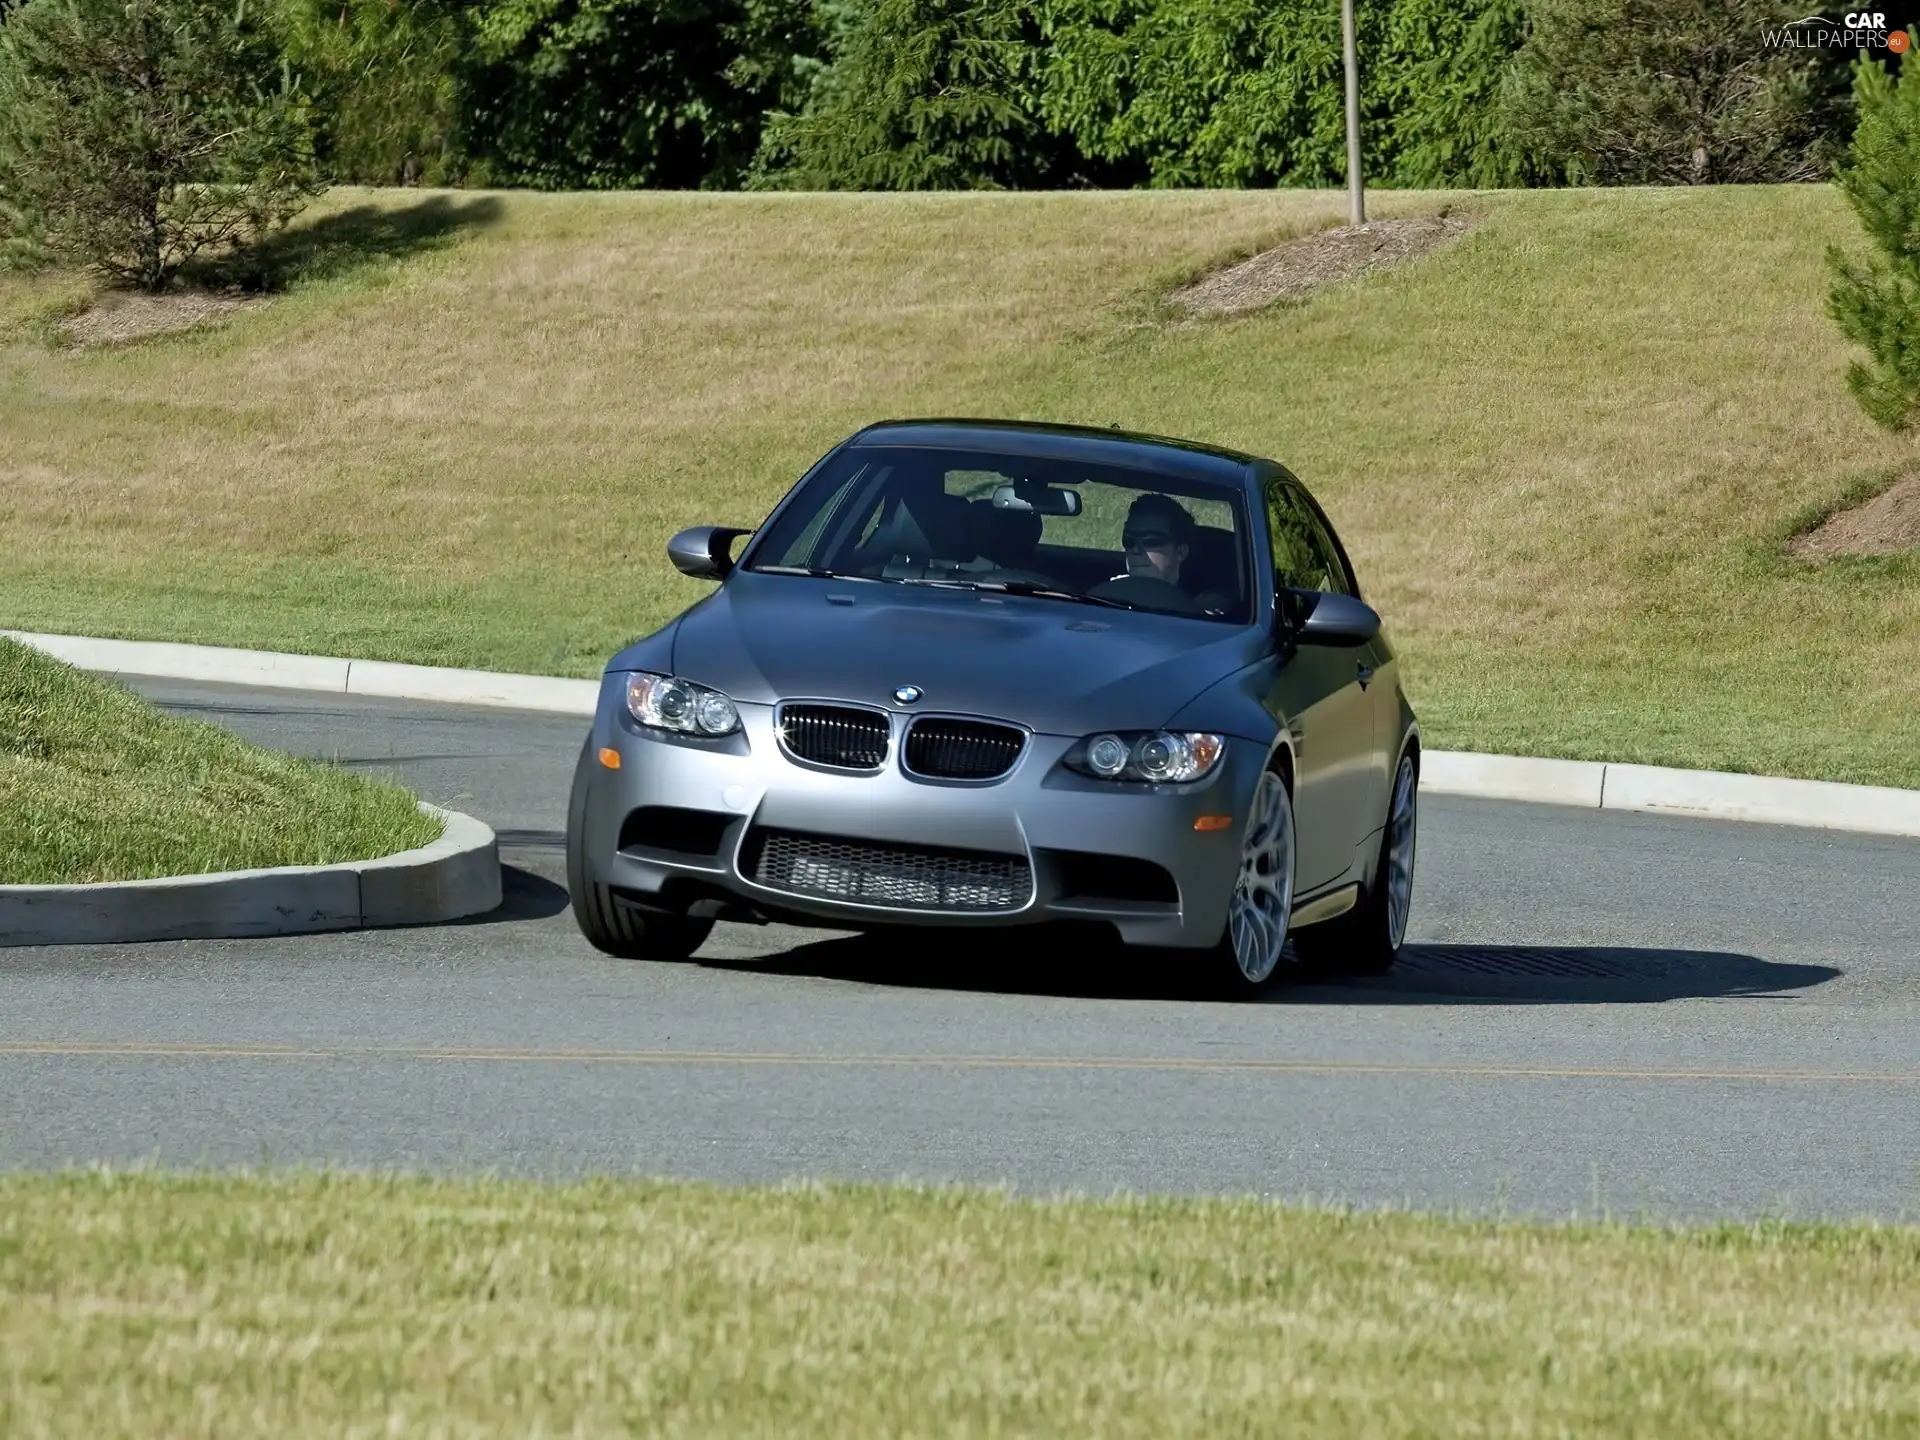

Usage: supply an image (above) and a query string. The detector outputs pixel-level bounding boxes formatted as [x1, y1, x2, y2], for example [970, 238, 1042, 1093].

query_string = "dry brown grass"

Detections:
[0, 184, 1914, 784]
[0, 190, 1363, 570]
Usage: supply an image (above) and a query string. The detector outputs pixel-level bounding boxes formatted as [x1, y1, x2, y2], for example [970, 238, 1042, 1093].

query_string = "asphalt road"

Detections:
[4, 677, 1917, 1220]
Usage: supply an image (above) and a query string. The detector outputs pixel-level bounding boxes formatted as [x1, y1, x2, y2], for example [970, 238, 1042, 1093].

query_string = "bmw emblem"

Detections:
[892, 685, 924, 705]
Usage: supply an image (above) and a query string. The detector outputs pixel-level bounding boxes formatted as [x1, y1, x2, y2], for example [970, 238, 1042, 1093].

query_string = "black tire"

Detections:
[1291, 858, 1395, 977]
[1293, 752, 1417, 978]
[565, 737, 715, 961]
[571, 878, 713, 961]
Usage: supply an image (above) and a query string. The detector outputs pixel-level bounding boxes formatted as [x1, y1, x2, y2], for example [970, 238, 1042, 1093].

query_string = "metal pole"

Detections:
[1342, 0, 1364, 226]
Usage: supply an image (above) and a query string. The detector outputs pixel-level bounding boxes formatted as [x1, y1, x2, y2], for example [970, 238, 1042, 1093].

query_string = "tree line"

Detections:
[285, 0, 1866, 191]
[0, 0, 1872, 199]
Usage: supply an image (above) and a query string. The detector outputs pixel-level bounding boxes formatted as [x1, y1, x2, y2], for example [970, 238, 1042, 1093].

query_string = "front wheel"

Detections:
[565, 737, 714, 961]
[1295, 751, 1418, 977]
[571, 879, 714, 961]
[1210, 766, 1298, 996]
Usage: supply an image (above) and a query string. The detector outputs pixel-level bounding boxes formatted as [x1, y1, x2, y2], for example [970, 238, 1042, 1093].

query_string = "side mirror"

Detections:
[1289, 590, 1380, 647]
[668, 525, 753, 581]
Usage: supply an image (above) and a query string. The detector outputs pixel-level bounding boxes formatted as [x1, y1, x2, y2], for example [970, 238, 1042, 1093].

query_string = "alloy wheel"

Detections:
[1227, 769, 1295, 984]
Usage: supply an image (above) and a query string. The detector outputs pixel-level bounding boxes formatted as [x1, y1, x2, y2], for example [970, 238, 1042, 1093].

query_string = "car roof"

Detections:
[845, 418, 1264, 488]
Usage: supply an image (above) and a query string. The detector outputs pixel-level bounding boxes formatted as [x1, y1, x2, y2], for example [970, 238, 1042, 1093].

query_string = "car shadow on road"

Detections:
[423, 863, 571, 927]
[704, 930, 1840, 1005]
[1314, 943, 1841, 1006]
[448, 830, 572, 925]
[492, 865, 573, 922]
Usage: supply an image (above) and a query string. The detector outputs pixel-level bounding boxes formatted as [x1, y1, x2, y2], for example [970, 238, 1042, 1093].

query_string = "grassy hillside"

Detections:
[2, 1172, 1915, 1437]
[0, 637, 438, 883]
[1, 186, 1915, 785]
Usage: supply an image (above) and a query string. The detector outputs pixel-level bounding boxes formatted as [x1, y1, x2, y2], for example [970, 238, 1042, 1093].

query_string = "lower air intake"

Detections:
[743, 828, 1033, 912]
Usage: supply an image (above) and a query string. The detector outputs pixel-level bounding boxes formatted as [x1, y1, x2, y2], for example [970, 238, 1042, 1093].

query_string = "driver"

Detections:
[1120, 493, 1196, 587]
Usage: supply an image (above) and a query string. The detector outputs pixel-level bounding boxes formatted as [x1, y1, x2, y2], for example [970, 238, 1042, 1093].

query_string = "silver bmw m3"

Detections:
[566, 419, 1419, 993]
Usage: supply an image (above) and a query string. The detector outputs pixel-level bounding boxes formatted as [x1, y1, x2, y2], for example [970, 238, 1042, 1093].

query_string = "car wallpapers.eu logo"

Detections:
[1762, 11, 1912, 50]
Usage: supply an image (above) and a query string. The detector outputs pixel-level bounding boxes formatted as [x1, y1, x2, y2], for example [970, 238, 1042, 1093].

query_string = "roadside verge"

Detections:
[0, 803, 502, 948]
[10, 629, 1920, 842]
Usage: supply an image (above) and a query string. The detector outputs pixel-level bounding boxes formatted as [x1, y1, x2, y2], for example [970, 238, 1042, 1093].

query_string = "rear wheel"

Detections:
[565, 738, 714, 961]
[1294, 751, 1418, 977]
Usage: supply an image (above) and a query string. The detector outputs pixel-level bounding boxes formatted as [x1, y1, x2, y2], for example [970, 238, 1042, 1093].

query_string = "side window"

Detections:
[1264, 477, 1352, 596]
[1265, 477, 1331, 592]
[1300, 493, 1354, 597]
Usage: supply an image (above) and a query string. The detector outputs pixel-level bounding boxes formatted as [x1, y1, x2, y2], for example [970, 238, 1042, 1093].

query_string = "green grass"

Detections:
[1, 185, 1916, 785]
[0, 636, 439, 883]
[0, 1171, 1915, 1437]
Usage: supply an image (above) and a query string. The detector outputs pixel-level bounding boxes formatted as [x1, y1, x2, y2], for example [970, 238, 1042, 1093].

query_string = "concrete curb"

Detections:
[1419, 754, 1920, 838]
[9, 630, 1920, 841]
[0, 804, 502, 948]
[3, 630, 599, 716]
[1419, 752, 1604, 809]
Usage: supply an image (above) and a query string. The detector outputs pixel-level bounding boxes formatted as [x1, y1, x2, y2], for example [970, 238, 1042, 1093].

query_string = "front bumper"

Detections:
[576, 686, 1262, 949]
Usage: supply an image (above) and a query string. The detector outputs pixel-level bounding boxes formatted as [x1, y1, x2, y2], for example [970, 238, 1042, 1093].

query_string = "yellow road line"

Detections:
[0, 1040, 1913, 1084]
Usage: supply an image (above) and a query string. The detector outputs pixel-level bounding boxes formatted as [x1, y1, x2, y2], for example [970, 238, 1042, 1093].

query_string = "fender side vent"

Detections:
[1046, 851, 1180, 905]
[619, 807, 733, 857]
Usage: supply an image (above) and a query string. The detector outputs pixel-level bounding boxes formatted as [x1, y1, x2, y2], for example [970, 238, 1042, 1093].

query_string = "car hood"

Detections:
[628, 574, 1268, 735]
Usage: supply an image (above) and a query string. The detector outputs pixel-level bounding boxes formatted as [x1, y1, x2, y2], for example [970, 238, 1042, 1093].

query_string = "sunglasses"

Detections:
[1123, 531, 1177, 551]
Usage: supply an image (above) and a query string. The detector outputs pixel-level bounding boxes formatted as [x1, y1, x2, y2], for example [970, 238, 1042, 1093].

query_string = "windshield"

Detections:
[745, 445, 1253, 623]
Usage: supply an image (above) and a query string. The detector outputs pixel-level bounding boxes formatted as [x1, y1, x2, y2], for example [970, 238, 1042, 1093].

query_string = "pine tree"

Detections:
[0, 0, 320, 291]
[1502, 0, 1851, 186]
[749, 0, 1073, 190]
[1829, 39, 1920, 432]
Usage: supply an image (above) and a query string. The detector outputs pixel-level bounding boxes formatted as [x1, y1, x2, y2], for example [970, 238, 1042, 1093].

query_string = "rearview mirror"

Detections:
[991, 482, 1081, 516]
[668, 525, 753, 581]
[1290, 590, 1381, 647]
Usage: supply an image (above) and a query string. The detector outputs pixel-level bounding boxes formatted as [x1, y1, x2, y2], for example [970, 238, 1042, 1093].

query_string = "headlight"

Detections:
[1067, 731, 1225, 783]
[1085, 733, 1132, 778]
[626, 672, 741, 736]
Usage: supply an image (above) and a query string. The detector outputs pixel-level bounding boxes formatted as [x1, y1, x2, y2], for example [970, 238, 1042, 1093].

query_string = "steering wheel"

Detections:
[1089, 574, 1204, 615]
[975, 566, 1059, 588]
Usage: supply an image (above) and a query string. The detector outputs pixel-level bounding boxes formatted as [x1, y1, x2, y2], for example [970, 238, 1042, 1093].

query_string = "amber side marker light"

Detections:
[1194, 814, 1233, 832]
[597, 747, 621, 770]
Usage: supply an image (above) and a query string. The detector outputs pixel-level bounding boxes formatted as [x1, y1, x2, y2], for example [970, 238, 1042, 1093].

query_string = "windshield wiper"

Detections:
[886, 577, 1138, 610]
[974, 580, 1139, 610]
[752, 564, 860, 579]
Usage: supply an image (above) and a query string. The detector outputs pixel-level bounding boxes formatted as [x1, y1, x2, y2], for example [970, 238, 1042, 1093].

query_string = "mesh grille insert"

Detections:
[904, 718, 1026, 780]
[743, 828, 1033, 912]
[777, 704, 890, 770]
